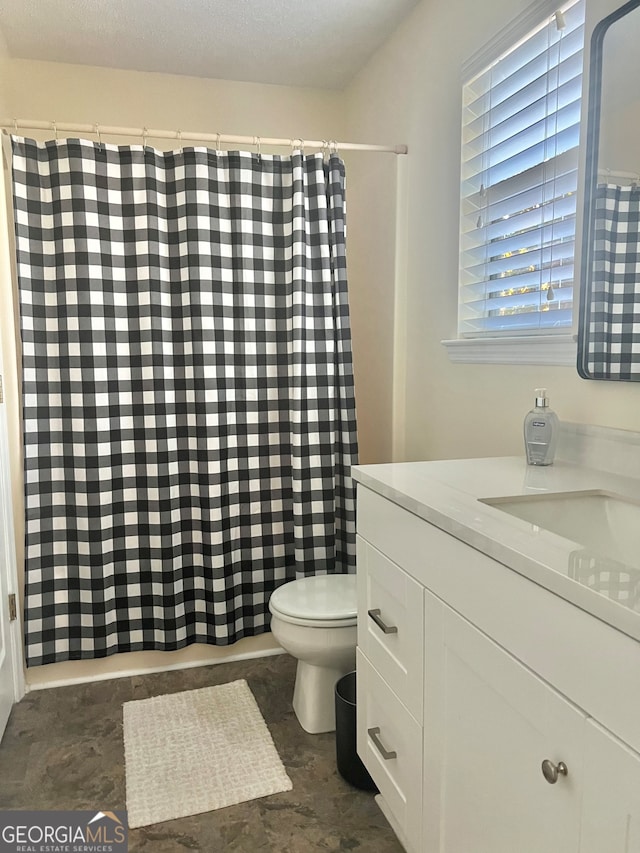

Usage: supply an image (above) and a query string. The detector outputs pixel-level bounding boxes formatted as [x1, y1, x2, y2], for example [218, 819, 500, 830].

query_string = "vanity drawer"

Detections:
[357, 483, 466, 579]
[357, 536, 424, 721]
[356, 649, 423, 853]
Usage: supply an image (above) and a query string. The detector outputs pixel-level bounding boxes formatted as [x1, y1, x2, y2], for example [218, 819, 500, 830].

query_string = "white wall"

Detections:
[6, 59, 342, 142]
[2, 58, 349, 687]
[0, 29, 9, 115]
[599, 98, 640, 174]
[344, 0, 640, 464]
[341, 149, 398, 463]
[598, 6, 640, 174]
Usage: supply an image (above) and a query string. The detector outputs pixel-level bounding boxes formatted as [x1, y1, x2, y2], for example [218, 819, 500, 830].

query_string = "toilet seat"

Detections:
[268, 574, 357, 628]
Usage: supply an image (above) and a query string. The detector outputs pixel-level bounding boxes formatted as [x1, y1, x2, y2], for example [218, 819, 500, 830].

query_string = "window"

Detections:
[455, 0, 585, 354]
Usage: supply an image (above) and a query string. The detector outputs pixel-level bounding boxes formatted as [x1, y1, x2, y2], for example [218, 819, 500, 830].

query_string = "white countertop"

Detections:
[352, 457, 640, 643]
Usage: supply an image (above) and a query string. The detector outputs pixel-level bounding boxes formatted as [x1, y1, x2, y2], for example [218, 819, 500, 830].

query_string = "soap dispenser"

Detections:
[524, 388, 559, 466]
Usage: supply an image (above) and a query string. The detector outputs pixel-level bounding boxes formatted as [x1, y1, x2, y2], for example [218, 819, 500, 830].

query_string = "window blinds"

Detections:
[459, 0, 585, 336]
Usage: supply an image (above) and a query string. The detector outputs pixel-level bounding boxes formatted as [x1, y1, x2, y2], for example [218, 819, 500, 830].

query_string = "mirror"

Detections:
[578, 0, 640, 380]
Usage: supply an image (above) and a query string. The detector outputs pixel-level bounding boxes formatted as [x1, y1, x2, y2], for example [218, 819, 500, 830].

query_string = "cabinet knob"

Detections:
[541, 759, 568, 784]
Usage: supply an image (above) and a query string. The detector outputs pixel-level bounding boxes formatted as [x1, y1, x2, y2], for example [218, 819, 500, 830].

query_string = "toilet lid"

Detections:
[269, 574, 357, 622]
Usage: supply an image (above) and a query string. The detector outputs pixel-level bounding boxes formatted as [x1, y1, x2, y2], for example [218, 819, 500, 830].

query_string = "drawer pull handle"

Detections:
[368, 726, 397, 760]
[368, 609, 398, 635]
[541, 759, 568, 784]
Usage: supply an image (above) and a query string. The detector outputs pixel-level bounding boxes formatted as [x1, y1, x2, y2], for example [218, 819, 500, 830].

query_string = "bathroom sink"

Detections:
[480, 490, 640, 570]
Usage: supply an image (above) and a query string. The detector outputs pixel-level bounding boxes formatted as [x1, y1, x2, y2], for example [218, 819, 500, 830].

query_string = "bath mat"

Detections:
[123, 678, 292, 828]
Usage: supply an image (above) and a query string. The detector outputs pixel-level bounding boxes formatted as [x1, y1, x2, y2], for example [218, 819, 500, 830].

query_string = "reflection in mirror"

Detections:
[569, 551, 640, 611]
[578, 0, 640, 380]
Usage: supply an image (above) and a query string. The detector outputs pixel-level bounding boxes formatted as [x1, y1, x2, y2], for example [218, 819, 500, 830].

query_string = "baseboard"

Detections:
[26, 645, 286, 692]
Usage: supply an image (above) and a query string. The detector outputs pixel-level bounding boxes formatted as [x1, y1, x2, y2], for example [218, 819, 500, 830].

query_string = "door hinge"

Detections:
[8, 593, 16, 621]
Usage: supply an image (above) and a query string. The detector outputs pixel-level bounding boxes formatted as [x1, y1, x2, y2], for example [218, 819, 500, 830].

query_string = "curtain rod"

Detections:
[1, 119, 408, 155]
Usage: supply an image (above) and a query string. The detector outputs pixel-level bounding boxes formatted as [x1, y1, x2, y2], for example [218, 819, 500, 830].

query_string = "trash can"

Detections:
[335, 671, 377, 791]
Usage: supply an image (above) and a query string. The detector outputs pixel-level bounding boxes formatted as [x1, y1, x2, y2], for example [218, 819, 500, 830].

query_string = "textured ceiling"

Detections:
[0, 0, 420, 90]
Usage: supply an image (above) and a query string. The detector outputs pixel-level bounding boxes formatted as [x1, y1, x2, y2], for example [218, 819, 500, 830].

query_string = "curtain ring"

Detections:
[254, 135, 261, 157]
[51, 121, 58, 141]
[13, 118, 18, 134]
[299, 138, 305, 154]
[95, 123, 101, 144]
[330, 140, 338, 155]
[321, 139, 329, 161]
[142, 127, 148, 147]
[216, 132, 222, 152]
[291, 137, 304, 153]
[177, 129, 182, 149]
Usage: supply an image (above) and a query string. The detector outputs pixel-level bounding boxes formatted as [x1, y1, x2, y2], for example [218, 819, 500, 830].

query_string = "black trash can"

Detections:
[335, 671, 377, 791]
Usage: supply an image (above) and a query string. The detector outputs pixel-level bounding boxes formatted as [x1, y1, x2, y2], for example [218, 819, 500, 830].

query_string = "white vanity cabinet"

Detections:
[423, 594, 585, 853]
[354, 481, 640, 853]
[581, 721, 640, 852]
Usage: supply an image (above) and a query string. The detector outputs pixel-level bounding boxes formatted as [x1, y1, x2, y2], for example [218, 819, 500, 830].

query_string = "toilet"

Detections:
[268, 573, 357, 734]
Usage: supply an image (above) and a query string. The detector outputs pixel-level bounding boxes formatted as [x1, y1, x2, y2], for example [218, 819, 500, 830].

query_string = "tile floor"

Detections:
[0, 653, 404, 852]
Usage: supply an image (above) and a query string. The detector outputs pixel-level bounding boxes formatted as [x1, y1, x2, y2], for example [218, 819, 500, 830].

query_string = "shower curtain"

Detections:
[588, 182, 640, 379]
[11, 136, 358, 666]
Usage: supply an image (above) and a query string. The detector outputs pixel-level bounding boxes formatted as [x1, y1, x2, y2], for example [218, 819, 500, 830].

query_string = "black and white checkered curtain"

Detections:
[12, 136, 358, 666]
[585, 183, 640, 379]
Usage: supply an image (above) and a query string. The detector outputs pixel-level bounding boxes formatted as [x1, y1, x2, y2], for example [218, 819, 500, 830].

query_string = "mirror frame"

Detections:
[577, 0, 640, 380]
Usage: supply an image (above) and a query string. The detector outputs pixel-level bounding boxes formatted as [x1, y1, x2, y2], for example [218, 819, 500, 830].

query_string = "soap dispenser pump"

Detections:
[524, 388, 559, 466]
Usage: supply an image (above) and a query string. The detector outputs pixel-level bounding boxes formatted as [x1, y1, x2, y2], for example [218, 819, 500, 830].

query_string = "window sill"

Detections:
[441, 334, 577, 366]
